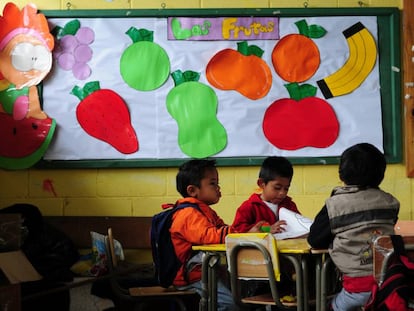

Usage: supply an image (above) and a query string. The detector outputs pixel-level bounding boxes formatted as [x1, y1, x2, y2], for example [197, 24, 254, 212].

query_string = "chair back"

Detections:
[106, 227, 117, 268]
[225, 233, 281, 281]
[104, 227, 138, 299]
[373, 235, 414, 284]
[104, 227, 197, 310]
[225, 233, 292, 309]
[105, 227, 135, 276]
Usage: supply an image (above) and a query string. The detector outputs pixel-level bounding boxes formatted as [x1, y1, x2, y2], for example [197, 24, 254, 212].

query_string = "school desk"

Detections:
[193, 238, 313, 311]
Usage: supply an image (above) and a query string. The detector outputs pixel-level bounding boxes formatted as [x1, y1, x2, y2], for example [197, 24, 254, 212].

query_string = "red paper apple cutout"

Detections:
[263, 83, 339, 150]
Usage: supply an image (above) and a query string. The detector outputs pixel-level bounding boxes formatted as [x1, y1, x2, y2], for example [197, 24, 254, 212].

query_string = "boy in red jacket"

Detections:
[232, 156, 301, 234]
[231, 156, 301, 299]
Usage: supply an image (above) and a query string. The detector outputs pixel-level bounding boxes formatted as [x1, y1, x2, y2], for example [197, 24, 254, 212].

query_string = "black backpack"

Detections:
[0, 204, 79, 282]
[365, 235, 414, 311]
[150, 202, 199, 288]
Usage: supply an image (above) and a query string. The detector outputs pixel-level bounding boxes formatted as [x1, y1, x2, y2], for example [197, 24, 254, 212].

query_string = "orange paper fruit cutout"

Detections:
[71, 81, 138, 154]
[206, 41, 272, 100]
[272, 20, 326, 83]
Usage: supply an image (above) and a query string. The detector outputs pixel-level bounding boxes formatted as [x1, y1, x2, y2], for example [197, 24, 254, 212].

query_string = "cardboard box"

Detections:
[0, 250, 42, 284]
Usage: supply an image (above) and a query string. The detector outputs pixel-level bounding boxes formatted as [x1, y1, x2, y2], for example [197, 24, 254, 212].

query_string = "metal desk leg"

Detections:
[314, 255, 322, 311]
[208, 253, 220, 311]
[320, 256, 332, 311]
[283, 254, 304, 311]
[200, 252, 221, 311]
[301, 255, 309, 311]
[200, 252, 210, 311]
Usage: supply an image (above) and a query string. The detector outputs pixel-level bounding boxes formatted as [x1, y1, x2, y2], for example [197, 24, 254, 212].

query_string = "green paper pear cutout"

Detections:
[166, 70, 227, 158]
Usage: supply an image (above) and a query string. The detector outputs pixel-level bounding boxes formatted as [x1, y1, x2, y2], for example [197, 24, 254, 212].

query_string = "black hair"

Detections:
[259, 156, 293, 183]
[339, 143, 386, 187]
[176, 159, 217, 197]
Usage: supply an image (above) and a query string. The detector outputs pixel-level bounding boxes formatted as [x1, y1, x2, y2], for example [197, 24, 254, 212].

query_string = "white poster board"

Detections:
[38, 8, 401, 166]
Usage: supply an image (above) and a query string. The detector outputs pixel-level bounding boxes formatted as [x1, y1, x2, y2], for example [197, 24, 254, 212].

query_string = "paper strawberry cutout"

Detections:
[71, 81, 138, 154]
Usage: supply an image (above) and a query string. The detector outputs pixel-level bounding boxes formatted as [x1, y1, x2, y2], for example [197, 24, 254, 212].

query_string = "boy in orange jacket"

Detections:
[169, 159, 261, 311]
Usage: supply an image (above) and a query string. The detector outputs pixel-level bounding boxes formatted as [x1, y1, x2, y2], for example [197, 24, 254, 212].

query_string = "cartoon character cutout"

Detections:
[0, 3, 56, 170]
[0, 2, 54, 120]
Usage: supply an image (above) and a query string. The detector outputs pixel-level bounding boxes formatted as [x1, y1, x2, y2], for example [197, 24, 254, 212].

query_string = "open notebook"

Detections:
[274, 208, 313, 240]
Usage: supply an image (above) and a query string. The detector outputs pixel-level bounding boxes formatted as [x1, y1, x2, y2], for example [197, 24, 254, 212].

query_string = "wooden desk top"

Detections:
[192, 244, 226, 252]
[277, 238, 310, 254]
[193, 238, 311, 254]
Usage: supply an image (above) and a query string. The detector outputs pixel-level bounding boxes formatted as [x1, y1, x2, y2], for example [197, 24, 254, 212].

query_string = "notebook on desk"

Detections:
[274, 208, 313, 240]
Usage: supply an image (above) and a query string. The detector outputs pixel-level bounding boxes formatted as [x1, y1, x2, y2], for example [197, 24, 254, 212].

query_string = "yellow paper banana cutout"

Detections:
[317, 22, 377, 99]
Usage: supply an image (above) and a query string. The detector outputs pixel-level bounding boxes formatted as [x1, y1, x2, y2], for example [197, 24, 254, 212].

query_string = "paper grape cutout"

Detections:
[53, 20, 95, 80]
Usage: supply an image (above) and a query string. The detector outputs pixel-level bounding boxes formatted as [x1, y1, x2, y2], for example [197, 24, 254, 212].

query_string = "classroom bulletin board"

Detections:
[32, 7, 402, 168]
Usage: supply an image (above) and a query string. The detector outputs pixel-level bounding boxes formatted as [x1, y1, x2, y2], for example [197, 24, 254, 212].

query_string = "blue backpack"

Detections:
[150, 202, 200, 288]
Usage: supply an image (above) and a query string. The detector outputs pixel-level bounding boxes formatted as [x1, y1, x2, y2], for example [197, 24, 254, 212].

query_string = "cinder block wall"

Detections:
[0, 0, 410, 224]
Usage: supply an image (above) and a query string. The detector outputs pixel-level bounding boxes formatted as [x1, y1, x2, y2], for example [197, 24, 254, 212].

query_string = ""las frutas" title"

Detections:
[167, 17, 280, 41]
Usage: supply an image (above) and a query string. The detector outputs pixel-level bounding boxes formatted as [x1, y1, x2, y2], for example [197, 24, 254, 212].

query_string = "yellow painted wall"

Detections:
[0, 0, 410, 225]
